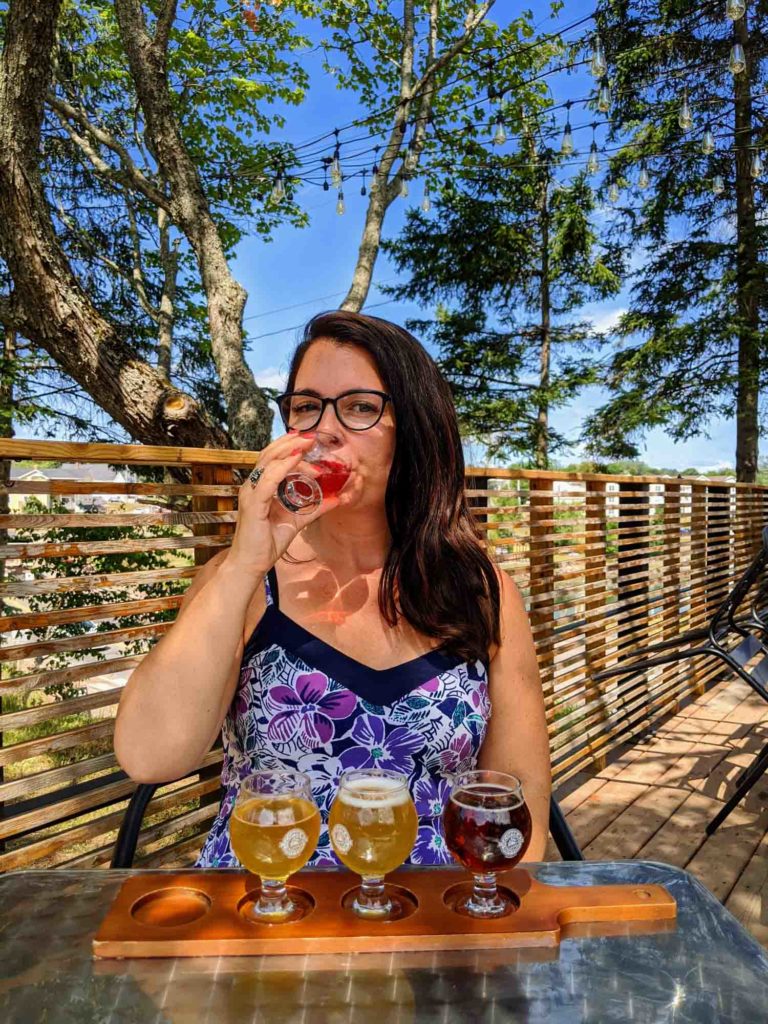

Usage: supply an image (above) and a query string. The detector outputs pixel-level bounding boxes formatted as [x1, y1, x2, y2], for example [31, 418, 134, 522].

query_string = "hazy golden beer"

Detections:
[231, 794, 321, 880]
[329, 772, 418, 875]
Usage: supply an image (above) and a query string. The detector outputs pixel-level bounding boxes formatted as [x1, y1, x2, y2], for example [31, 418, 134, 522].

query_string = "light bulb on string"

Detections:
[587, 124, 600, 175]
[597, 78, 612, 113]
[360, 169, 368, 197]
[678, 88, 693, 132]
[561, 102, 574, 155]
[712, 174, 725, 194]
[493, 113, 507, 146]
[421, 186, 431, 213]
[330, 148, 343, 188]
[336, 188, 345, 215]
[638, 163, 650, 190]
[751, 151, 763, 178]
[609, 182, 620, 203]
[729, 43, 746, 74]
[702, 125, 715, 155]
[270, 173, 285, 204]
[400, 176, 409, 199]
[725, 0, 746, 20]
[591, 34, 607, 78]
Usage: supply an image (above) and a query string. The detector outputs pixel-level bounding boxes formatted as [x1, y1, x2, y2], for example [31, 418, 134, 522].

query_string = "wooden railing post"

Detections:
[584, 480, 609, 771]
[616, 479, 652, 735]
[190, 463, 236, 566]
[705, 481, 732, 617]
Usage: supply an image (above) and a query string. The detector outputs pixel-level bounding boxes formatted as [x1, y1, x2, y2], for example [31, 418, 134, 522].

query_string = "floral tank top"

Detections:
[195, 567, 491, 867]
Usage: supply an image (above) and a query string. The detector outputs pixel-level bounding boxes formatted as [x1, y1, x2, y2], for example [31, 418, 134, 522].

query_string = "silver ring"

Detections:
[248, 465, 265, 488]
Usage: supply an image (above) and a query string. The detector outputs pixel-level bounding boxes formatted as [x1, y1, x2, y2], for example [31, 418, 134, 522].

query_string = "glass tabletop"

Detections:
[0, 861, 766, 1023]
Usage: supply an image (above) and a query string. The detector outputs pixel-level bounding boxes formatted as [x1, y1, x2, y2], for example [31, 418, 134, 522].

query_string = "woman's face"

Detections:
[291, 339, 396, 510]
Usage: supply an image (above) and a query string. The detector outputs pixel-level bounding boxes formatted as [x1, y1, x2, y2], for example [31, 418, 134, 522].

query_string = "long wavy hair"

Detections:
[285, 311, 501, 665]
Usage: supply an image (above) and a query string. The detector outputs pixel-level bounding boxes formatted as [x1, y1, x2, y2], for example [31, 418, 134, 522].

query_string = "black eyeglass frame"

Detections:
[276, 389, 392, 432]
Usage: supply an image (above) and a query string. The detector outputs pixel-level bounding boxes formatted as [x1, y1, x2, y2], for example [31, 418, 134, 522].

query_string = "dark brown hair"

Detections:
[286, 310, 501, 665]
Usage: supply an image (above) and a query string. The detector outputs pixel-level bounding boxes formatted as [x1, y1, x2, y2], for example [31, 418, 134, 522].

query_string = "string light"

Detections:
[678, 88, 693, 132]
[751, 150, 763, 178]
[591, 35, 607, 78]
[587, 125, 600, 174]
[400, 176, 409, 198]
[609, 182, 620, 203]
[493, 113, 507, 146]
[729, 42, 747, 74]
[597, 77, 612, 113]
[561, 101, 575, 155]
[702, 125, 716, 155]
[712, 174, 725, 194]
[336, 188, 345, 214]
[638, 163, 650, 189]
[330, 129, 343, 187]
[725, 0, 746, 20]
[421, 186, 431, 212]
[270, 173, 285, 204]
[360, 169, 368, 196]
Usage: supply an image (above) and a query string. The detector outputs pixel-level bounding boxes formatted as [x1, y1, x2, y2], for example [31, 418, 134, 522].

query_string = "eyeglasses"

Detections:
[277, 389, 391, 432]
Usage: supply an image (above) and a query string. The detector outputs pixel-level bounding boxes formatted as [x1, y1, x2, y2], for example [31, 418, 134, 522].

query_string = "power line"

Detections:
[242, 279, 396, 322]
[246, 299, 397, 341]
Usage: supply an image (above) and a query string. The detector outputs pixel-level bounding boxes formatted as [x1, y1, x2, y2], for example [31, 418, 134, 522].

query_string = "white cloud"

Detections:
[254, 366, 288, 392]
[590, 307, 627, 335]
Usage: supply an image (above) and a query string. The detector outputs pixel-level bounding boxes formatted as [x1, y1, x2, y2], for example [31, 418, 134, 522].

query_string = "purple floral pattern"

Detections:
[195, 577, 491, 869]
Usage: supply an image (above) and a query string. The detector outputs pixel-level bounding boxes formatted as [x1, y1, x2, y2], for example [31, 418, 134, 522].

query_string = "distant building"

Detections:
[9, 463, 138, 512]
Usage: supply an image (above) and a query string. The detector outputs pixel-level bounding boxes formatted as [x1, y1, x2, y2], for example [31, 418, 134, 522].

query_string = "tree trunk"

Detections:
[733, 14, 760, 483]
[0, 0, 229, 449]
[341, 0, 495, 312]
[114, 0, 272, 450]
[536, 173, 551, 471]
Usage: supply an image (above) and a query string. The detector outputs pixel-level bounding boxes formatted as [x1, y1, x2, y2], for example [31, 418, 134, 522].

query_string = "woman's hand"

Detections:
[226, 433, 355, 579]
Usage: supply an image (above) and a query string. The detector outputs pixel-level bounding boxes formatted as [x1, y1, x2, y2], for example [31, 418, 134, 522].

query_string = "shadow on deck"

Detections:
[551, 676, 768, 948]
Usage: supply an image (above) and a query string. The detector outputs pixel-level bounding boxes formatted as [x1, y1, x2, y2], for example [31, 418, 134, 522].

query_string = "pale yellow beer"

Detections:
[231, 795, 320, 880]
[329, 772, 418, 876]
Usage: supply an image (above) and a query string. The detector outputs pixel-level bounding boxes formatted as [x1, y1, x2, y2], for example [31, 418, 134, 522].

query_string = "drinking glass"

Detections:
[276, 433, 351, 514]
[230, 770, 320, 922]
[329, 768, 418, 919]
[442, 769, 532, 918]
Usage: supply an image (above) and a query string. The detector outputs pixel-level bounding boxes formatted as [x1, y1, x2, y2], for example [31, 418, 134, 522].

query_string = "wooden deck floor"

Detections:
[551, 676, 768, 948]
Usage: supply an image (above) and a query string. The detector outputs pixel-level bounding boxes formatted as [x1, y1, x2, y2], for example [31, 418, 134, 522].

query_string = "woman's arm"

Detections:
[113, 550, 263, 783]
[477, 568, 551, 861]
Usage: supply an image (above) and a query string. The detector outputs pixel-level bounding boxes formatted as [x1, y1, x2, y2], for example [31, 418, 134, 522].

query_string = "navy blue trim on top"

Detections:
[242, 571, 471, 704]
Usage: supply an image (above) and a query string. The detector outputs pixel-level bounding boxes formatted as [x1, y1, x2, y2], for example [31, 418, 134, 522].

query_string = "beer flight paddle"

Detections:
[94, 768, 677, 958]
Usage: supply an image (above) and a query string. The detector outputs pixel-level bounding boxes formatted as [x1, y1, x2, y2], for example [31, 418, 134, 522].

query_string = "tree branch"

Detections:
[411, 0, 495, 99]
[154, 0, 177, 52]
[47, 93, 168, 210]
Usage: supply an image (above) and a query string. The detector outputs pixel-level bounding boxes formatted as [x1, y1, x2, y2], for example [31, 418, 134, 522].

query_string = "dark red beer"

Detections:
[443, 783, 532, 872]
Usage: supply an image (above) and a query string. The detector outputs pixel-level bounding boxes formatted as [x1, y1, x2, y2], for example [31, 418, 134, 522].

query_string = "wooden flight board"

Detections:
[92, 867, 676, 958]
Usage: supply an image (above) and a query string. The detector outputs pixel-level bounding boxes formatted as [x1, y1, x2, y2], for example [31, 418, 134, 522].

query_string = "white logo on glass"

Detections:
[331, 824, 353, 854]
[499, 828, 524, 858]
[279, 828, 308, 859]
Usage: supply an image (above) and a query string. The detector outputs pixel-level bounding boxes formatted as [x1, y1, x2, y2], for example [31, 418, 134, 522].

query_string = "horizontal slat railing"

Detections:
[0, 439, 765, 871]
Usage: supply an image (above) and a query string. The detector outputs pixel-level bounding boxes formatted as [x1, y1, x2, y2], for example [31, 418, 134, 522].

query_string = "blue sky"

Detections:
[232, 1, 738, 472]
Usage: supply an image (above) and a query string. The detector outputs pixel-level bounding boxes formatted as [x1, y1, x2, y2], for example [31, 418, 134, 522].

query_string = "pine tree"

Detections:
[581, 0, 768, 481]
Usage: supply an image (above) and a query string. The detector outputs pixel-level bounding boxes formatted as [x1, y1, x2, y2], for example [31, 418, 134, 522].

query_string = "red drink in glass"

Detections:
[443, 783, 532, 873]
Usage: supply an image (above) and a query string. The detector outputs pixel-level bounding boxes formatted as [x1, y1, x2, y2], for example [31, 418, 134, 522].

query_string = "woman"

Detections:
[114, 311, 551, 865]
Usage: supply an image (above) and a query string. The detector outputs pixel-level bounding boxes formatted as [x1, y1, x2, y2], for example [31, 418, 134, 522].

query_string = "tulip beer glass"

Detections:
[230, 770, 320, 922]
[442, 770, 532, 918]
[277, 434, 351, 514]
[329, 769, 418, 919]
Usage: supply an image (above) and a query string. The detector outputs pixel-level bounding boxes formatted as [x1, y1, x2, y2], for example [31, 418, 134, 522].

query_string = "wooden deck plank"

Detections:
[556, 675, 768, 947]
[725, 829, 768, 947]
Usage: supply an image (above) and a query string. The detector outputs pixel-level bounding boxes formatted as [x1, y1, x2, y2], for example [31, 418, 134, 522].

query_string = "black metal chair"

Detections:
[593, 525, 768, 836]
[111, 785, 583, 867]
